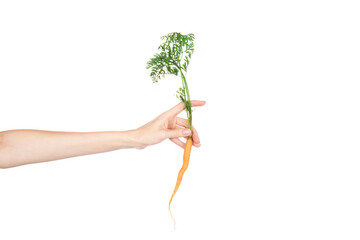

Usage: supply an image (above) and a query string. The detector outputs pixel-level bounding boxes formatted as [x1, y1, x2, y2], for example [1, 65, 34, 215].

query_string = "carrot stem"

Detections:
[180, 70, 192, 137]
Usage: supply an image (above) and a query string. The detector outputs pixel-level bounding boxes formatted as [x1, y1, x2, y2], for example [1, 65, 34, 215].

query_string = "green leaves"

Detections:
[176, 87, 185, 102]
[147, 32, 195, 136]
[146, 52, 179, 83]
[146, 32, 195, 83]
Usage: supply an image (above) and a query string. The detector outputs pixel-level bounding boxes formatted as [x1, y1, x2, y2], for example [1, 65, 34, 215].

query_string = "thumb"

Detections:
[165, 128, 191, 139]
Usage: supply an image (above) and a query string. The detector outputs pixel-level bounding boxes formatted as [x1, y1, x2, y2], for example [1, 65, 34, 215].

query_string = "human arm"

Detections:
[0, 129, 141, 168]
[0, 100, 205, 168]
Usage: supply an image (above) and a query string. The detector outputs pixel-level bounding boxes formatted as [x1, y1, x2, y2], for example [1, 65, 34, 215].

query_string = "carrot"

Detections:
[168, 137, 193, 228]
[147, 32, 198, 228]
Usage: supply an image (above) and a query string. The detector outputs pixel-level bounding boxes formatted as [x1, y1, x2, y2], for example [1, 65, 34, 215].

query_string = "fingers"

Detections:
[165, 101, 205, 149]
[170, 138, 186, 149]
[164, 128, 191, 139]
[191, 127, 201, 147]
[170, 136, 201, 149]
[176, 118, 201, 147]
[167, 100, 206, 116]
[176, 117, 189, 127]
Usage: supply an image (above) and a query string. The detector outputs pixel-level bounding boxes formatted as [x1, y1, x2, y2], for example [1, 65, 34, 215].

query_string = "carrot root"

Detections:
[168, 137, 193, 228]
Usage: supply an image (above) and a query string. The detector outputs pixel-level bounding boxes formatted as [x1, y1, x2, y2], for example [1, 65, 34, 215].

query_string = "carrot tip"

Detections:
[169, 207, 176, 230]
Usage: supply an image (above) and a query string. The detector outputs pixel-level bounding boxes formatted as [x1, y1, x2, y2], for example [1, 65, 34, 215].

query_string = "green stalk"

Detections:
[180, 69, 192, 138]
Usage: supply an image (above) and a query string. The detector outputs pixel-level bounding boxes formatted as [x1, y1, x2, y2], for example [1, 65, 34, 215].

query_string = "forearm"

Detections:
[0, 129, 142, 168]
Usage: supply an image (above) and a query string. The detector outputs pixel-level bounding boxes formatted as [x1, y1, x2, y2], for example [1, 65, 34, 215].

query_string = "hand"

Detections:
[135, 100, 206, 149]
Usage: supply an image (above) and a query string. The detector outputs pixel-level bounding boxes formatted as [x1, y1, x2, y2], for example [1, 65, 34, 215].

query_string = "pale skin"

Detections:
[0, 100, 206, 169]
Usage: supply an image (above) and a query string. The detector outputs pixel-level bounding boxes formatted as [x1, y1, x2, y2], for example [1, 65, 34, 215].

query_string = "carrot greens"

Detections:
[146, 32, 195, 137]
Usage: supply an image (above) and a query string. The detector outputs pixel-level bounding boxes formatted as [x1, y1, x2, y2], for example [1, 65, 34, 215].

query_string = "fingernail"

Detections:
[183, 129, 191, 135]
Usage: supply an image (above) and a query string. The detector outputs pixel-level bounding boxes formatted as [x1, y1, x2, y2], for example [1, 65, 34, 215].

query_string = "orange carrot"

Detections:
[168, 137, 193, 227]
[147, 32, 198, 228]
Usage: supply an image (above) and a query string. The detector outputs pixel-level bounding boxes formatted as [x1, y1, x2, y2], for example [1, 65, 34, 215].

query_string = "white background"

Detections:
[1, 0, 360, 239]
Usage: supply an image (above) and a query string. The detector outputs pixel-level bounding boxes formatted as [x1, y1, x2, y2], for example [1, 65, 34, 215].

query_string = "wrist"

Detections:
[122, 129, 146, 149]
